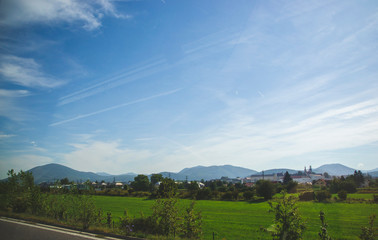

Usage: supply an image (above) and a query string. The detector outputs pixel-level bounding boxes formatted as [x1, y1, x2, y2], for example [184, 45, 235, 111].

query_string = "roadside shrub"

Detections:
[64, 193, 99, 230]
[151, 197, 181, 236]
[11, 195, 29, 213]
[182, 201, 202, 239]
[106, 212, 112, 228]
[337, 190, 347, 201]
[299, 191, 315, 201]
[315, 190, 331, 202]
[43, 194, 68, 221]
[120, 198, 202, 238]
[30, 187, 43, 215]
[119, 210, 134, 236]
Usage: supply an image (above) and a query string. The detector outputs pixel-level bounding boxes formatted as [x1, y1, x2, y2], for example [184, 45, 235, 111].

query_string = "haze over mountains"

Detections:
[15, 163, 377, 184]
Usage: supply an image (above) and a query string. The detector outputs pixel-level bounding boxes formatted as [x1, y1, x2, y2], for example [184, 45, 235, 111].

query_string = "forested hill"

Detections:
[27, 163, 136, 183]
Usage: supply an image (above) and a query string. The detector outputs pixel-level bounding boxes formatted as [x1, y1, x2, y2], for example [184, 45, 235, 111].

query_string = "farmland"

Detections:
[93, 194, 377, 239]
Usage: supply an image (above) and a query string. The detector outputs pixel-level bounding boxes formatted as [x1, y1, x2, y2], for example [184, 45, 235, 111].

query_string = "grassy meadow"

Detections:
[93, 194, 377, 240]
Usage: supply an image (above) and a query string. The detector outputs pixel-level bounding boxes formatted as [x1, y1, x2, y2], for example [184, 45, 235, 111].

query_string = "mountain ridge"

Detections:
[27, 163, 136, 183]
[3, 163, 376, 183]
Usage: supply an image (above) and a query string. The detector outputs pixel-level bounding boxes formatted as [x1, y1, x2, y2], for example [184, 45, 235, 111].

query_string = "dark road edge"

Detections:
[0, 215, 144, 240]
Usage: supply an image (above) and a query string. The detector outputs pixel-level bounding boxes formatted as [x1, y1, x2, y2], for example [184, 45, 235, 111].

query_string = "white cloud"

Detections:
[0, 89, 30, 97]
[0, 55, 63, 88]
[0, 0, 129, 30]
[62, 140, 153, 174]
[0, 133, 15, 138]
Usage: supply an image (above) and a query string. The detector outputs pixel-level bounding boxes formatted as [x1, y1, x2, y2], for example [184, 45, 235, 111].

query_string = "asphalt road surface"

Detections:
[0, 217, 122, 240]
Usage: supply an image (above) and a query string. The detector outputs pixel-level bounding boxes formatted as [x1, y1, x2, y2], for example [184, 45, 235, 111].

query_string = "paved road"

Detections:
[0, 217, 122, 240]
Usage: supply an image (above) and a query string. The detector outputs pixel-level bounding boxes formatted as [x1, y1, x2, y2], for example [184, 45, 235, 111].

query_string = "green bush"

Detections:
[182, 201, 202, 239]
[265, 192, 306, 240]
[256, 180, 275, 200]
[299, 191, 315, 201]
[315, 190, 331, 202]
[11, 195, 29, 213]
[119, 198, 202, 238]
[318, 211, 333, 240]
[221, 191, 239, 201]
[359, 214, 376, 240]
[151, 197, 181, 236]
[337, 190, 347, 201]
[243, 190, 255, 200]
[196, 188, 212, 200]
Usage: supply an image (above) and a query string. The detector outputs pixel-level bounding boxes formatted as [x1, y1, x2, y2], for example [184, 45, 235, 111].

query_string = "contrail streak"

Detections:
[50, 88, 182, 126]
[58, 58, 166, 106]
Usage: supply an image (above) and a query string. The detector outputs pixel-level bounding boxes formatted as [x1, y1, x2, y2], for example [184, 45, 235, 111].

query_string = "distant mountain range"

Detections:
[313, 163, 356, 176]
[28, 164, 136, 183]
[178, 165, 257, 180]
[255, 169, 299, 175]
[3, 163, 376, 184]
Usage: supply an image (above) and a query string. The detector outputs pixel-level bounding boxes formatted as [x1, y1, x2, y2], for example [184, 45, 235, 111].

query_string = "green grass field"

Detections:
[93, 195, 377, 239]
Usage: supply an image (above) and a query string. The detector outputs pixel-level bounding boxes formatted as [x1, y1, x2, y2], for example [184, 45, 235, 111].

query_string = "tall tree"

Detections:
[256, 180, 275, 200]
[157, 178, 177, 198]
[131, 174, 150, 191]
[353, 170, 365, 187]
[283, 171, 293, 185]
[150, 174, 164, 185]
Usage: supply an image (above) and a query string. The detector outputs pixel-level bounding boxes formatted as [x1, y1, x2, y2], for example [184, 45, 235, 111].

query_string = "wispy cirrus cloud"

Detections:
[51, 88, 182, 126]
[57, 29, 244, 107]
[0, 89, 30, 97]
[58, 57, 167, 106]
[0, 133, 15, 138]
[0, 88, 32, 121]
[0, 0, 129, 30]
[0, 55, 64, 89]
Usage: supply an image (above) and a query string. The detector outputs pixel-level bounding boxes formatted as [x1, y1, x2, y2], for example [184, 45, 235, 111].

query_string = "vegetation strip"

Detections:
[1, 169, 377, 239]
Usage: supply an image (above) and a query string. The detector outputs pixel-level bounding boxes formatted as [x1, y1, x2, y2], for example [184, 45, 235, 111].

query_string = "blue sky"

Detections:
[0, 0, 377, 178]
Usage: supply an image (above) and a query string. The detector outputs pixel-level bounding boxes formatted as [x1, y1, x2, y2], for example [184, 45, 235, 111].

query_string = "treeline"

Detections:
[299, 170, 378, 203]
[98, 170, 378, 203]
[34, 170, 378, 203]
[93, 172, 300, 201]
